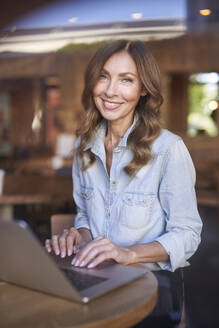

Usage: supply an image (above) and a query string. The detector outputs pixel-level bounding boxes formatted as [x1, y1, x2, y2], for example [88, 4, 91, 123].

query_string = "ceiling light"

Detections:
[131, 13, 143, 20]
[68, 17, 78, 23]
[199, 9, 211, 16]
[208, 100, 218, 111]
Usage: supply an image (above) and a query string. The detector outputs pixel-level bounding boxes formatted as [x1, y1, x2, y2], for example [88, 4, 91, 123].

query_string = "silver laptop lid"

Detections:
[0, 219, 82, 302]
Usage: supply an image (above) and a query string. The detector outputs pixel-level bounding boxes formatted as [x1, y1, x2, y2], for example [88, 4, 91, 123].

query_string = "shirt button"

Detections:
[112, 181, 116, 185]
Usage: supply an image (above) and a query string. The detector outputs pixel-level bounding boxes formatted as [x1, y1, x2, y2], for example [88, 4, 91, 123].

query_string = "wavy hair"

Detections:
[77, 40, 163, 176]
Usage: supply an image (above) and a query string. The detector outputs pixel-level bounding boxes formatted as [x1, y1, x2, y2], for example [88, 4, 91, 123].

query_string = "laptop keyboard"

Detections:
[61, 268, 108, 291]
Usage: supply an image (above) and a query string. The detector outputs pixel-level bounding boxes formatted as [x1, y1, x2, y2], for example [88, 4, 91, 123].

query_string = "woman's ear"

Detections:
[141, 88, 147, 97]
[140, 84, 147, 96]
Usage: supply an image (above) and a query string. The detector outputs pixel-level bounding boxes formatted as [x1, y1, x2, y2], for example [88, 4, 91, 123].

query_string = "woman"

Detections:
[46, 40, 202, 326]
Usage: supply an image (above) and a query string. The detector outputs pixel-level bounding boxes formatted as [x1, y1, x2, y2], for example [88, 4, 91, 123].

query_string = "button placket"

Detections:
[105, 202, 110, 237]
[107, 146, 119, 237]
[110, 146, 122, 187]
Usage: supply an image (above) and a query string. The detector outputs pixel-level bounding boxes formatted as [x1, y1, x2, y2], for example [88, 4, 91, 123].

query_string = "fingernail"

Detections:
[75, 260, 79, 266]
[80, 261, 85, 267]
[73, 246, 77, 254]
[71, 257, 76, 265]
[61, 252, 65, 258]
[68, 250, 72, 256]
[55, 250, 60, 255]
[88, 262, 94, 268]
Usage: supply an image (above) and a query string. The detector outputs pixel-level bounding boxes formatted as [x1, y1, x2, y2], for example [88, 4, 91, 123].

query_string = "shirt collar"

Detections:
[118, 113, 138, 147]
[83, 113, 139, 152]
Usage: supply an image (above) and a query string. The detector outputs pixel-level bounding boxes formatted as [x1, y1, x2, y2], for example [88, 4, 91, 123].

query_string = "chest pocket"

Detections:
[121, 192, 155, 229]
[81, 187, 94, 216]
[81, 187, 93, 200]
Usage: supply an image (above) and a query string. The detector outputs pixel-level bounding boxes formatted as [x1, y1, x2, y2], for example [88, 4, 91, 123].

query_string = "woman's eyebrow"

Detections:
[119, 72, 137, 77]
[101, 68, 137, 77]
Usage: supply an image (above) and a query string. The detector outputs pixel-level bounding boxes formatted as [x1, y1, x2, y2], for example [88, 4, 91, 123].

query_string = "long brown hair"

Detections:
[77, 40, 163, 176]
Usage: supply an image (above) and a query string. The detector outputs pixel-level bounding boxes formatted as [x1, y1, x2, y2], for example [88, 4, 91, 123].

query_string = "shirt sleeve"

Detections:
[155, 138, 202, 272]
[72, 152, 91, 231]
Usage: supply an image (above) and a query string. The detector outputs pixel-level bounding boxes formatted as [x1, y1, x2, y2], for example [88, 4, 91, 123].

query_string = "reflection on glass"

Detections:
[45, 86, 61, 153]
[187, 73, 219, 137]
[0, 92, 11, 155]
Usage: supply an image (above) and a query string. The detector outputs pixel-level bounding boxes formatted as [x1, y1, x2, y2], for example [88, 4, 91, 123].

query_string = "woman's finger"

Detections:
[88, 251, 114, 268]
[73, 239, 112, 267]
[52, 235, 60, 255]
[45, 239, 52, 253]
[66, 228, 78, 256]
[73, 240, 88, 255]
[72, 236, 106, 265]
[59, 230, 69, 258]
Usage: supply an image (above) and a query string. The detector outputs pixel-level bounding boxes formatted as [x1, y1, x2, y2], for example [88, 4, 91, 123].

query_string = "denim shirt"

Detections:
[73, 118, 202, 272]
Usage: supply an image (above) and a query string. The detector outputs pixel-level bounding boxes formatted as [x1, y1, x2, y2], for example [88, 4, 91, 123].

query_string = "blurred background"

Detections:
[0, 1, 219, 327]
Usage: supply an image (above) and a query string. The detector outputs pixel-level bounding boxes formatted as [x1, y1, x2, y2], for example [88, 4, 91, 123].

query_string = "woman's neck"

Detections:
[104, 116, 134, 175]
[105, 116, 134, 149]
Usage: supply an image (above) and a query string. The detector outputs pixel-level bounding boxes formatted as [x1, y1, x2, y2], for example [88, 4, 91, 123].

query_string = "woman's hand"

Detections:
[45, 227, 84, 258]
[71, 236, 135, 268]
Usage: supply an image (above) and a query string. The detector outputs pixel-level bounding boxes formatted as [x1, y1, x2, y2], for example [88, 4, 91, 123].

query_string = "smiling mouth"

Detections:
[102, 99, 123, 110]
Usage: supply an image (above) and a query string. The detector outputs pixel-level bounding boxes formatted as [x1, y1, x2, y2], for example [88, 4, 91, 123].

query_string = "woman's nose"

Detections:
[104, 80, 117, 97]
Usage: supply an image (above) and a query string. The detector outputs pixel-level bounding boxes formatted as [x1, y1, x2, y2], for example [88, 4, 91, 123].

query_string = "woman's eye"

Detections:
[122, 78, 133, 83]
[99, 74, 107, 79]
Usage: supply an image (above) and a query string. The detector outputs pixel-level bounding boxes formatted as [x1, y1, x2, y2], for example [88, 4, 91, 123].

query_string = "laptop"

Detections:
[0, 219, 147, 303]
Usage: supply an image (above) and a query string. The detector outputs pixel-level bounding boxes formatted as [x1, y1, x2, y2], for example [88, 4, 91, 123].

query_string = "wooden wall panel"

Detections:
[148, 33, 219, 73]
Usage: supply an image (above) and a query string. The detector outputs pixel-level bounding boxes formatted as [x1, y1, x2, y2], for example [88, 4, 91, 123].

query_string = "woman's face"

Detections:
[93, 51, 145, 125]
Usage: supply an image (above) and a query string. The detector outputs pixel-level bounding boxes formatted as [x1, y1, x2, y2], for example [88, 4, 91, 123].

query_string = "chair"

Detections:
[178, 270, 186, 327]
[51, 214, 75, 235]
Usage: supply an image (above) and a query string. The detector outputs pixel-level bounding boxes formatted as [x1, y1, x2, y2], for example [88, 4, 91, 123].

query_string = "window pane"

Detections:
[187, 73, 219, 137]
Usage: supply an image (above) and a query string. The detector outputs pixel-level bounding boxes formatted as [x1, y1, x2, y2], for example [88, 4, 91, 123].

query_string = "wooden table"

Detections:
[0, 193, 74, 221]
[0, 270, 157, 328]
[0, 193, 73, 205]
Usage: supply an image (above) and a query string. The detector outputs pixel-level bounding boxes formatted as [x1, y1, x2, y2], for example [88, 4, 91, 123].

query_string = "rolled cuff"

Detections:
[74, 215, 90, 231]
[155, 234, 190, 272]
